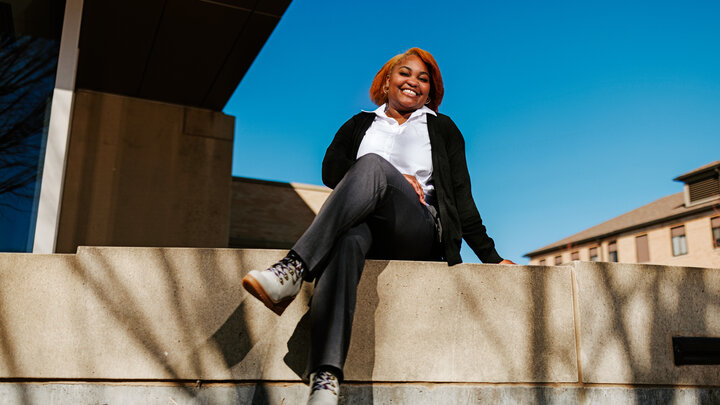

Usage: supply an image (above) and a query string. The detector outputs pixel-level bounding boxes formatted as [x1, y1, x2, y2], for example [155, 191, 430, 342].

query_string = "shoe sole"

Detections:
[241, 273, 295, 316]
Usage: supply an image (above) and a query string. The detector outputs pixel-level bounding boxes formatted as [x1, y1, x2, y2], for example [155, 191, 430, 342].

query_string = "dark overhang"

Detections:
[75, 0, 291, 111]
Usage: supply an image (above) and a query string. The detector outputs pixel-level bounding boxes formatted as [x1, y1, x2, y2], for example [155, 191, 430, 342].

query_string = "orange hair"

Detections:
[369, 47, 444, 112]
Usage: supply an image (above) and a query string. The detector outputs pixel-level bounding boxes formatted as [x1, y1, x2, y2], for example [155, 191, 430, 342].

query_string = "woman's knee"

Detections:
[354, 153, 391, 173]
[350, 154, 399, 185]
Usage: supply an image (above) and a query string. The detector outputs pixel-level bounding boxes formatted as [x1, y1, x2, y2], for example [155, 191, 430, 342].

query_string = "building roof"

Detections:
[525, 191, 720, 258]
[674, 161, 720, 182]
[75, 0, 291, 111]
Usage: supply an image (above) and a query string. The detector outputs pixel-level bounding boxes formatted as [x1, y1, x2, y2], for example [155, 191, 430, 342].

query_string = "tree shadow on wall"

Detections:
[575, 261, 720, 403]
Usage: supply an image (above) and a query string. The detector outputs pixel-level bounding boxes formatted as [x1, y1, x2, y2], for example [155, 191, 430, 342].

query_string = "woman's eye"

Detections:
[400, 72, 409, 76]
[419, 77, 429, 82]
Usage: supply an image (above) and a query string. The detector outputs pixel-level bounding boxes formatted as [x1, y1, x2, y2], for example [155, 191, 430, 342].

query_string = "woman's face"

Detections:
[385, 55, 431, 113]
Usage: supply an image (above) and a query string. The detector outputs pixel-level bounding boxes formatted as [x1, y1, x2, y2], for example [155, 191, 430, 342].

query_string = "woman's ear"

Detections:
[381, 76, 390, 98]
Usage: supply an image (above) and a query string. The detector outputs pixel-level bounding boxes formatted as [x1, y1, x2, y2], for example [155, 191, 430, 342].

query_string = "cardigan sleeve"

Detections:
[444, 117, 504, 263]
[322, 115, 360, 189]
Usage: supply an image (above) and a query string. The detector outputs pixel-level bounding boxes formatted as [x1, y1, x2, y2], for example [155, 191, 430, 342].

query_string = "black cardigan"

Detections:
[321, 111, 503, 265]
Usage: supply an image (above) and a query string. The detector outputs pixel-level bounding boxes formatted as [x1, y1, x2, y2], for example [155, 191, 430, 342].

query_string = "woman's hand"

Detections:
[402, 174, 426, 205]
[499, 259, 516, 265]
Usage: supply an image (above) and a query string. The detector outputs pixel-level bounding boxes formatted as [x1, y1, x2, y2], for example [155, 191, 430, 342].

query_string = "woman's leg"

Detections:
[307, 223, 372, 380]
[305, 154, 439, 378]
[293, 153, 437, 279]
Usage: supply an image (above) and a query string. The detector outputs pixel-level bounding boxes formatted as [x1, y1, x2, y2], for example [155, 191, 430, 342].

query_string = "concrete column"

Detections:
[33, 0, 84, 253]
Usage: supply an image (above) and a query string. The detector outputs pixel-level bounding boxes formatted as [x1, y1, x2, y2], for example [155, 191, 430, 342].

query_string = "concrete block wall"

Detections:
[0, 247, 718, 404]
[229, 179, 330, 249]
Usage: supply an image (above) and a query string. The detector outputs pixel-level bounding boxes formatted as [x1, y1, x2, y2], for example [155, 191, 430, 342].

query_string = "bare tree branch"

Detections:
[0, 34, 59, 215]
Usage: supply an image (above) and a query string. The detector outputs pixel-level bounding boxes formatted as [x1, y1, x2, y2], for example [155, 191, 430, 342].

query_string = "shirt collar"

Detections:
[364, 104, 437, 121]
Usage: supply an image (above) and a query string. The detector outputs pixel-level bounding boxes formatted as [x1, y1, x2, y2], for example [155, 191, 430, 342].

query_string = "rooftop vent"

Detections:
[674, 161, 720, 206]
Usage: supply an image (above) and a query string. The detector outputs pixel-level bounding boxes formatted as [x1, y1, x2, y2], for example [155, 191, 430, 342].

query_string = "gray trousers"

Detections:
[292, 153, 439, 379]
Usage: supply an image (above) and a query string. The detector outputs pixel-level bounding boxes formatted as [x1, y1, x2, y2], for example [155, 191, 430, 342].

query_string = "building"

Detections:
[229, 176, 330, 249]
[0, 0, 292, 253]
[525, 161, 720, 268]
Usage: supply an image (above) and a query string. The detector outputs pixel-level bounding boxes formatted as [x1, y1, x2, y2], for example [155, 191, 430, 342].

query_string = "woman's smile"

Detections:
[385, 54, 431, 117]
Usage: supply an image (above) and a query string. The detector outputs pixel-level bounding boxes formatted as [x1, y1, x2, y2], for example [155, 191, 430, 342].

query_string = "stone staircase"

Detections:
[0, 247, 718, 404]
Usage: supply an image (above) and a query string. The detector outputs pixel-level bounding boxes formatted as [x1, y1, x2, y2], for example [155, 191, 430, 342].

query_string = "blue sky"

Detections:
[224, 0, 720, 264]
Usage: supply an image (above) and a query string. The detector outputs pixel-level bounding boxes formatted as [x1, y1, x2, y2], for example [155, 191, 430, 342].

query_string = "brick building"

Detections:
[525, 161, 720, 268]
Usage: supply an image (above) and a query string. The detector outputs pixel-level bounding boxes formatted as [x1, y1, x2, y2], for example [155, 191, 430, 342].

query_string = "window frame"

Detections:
[608, 241, 618, 262]
[712, 216, 720, 249]
[671, 225, 688, 257]
[636, 234, 650, 263]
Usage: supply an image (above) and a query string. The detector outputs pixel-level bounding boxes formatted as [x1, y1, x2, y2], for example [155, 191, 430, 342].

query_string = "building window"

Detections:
[539, 259, 546, 265]
[608, 241, 618, 262]
[671, 226, 688, 256]
[636, 234, 650, 262]
[571, 251, 579, 261]
[0, 12, 64, 252]
[589, 247, 599, 261]
[554, 255, 562, 265]
[712, 217, 720, 248]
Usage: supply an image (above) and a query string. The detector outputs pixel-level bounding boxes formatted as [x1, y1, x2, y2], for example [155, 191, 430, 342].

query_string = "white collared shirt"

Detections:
[357, 104, 436, 201]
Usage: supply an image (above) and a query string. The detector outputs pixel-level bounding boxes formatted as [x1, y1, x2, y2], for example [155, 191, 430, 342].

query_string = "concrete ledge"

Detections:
[0, 248, 718, 390]
[0, 247, 574, 383]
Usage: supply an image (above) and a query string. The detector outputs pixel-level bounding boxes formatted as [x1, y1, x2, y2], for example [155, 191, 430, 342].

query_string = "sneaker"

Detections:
[241, 253, 305, 316]
[307, 370, 339, 405]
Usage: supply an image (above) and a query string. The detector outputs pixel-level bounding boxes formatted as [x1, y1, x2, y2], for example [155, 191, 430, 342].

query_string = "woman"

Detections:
[242, 47, 514, 405]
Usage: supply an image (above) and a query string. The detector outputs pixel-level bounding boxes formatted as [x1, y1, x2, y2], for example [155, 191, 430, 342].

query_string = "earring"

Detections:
[425, 97, 431, 105]
[383, 86, 389, 94]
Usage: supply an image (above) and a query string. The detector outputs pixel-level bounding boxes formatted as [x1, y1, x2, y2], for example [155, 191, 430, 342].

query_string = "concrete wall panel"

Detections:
[57, 91, 233, 253]
[576, 261, 720, 385]
[346, 262, 577, 382]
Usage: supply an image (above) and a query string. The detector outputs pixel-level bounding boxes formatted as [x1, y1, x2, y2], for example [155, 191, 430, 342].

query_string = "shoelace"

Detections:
[311, 371, 338, 396]
[269, 256, 304, 285]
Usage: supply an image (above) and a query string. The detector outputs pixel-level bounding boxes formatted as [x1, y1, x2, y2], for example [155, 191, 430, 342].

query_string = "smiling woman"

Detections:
[369, 47, 444, 116]
[240, 47, 514, 405]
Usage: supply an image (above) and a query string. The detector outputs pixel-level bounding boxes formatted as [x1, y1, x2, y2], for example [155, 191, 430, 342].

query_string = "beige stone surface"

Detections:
[0, 247, 577, 383]
[616, 236, 636, 263]
[646, 215, 720, 268]
[57, 90, 233, 253]
[5, 248, 717, 386]
[346, 262, 578, 383]
[290, 183, 331, 214]
[229, 179, 330, 249]
[575, 261, 720, 385]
